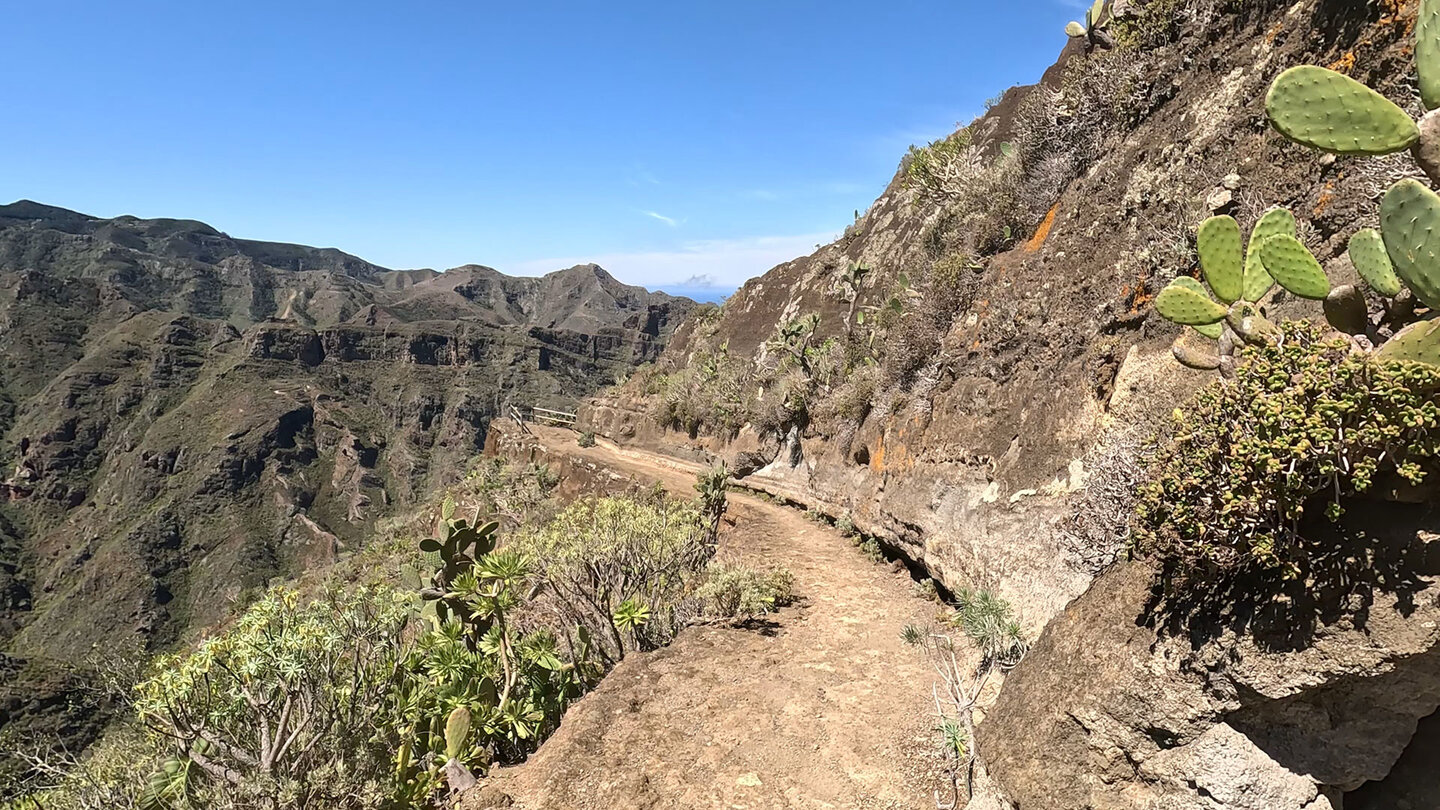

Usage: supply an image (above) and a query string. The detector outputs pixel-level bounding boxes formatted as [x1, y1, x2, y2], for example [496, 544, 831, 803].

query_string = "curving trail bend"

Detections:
[467, 427, 945, 810]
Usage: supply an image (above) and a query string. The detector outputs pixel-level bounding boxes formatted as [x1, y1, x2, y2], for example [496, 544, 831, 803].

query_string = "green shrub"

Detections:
[4, 724, 162, 810]
[950, 587, 1028, 668]
[1132, 321, 1440, 589]
[132, 585, 411, 809]
[695, 564, 796, 618]
[577, 431, 596, 448]
[857, 536, 886, 563]
[694, 465, 729, 544]
[1110, 0, 1188, 51]
[513, 496, 714, 662]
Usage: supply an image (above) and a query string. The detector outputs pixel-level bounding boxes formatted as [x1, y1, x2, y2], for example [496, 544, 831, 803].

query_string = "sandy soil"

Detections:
[469, 428, 946, 809]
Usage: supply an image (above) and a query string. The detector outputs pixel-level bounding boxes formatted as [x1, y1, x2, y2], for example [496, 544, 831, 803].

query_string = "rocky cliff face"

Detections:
[578, 0, 1440, 804]
[978, 502, 1440, 809]
[0, 201, 692, 766]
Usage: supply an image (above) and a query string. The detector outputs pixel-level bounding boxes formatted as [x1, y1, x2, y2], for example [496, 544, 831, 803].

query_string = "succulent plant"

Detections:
[1172, 335, 1222, 370]
[1259, 0, 1440, 321]
[444, 706, 471, 761]
[1379, 179, 1440, 310]
[1152, 0, 1440, 373]
[1266, 67, 1419, 156]
[1375, 318, 1440, 365]
[1155, 212, 1308, 364]
[1066, 0, 1111, 46]
[1155, 279, 1228, 326]
[1347, 228, 1403, 298]
[1243, 208, 1296, 302]
[1197, 215, 1244, 304]
[413, 497, 500, 629]
[1257, 235, 1331, 300]
[1225, 301, 1282, 347]
[1323, 286, 1369, 337]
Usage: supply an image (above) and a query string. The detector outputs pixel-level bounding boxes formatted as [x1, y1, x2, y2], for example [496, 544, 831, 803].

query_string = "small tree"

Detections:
[133, 586, 410, 808]
[903, 588, 1027, 807]
[694, 464, 730, 546]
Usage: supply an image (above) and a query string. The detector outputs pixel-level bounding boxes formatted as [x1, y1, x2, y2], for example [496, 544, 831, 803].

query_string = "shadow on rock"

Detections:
[1141, 498, 1440, 653]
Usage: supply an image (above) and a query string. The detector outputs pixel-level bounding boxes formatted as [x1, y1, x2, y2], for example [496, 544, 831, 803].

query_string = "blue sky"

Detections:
[4, 1, 1084, 298]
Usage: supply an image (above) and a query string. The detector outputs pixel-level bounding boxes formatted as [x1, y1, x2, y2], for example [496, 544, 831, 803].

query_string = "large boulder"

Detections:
[977, 502, 1440, 809]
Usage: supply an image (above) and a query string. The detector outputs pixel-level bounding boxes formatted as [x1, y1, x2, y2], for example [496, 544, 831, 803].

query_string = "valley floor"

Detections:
[471, 428, 942, 809]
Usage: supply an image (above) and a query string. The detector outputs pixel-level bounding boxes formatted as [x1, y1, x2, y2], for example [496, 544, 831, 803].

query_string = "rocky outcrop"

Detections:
[978, 502, 1440, 809]
[581, 0, 1424, 629]
[577, 1, 1440, 806]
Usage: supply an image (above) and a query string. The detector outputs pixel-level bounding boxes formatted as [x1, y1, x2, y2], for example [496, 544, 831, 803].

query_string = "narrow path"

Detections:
[474, 427, 944, 809]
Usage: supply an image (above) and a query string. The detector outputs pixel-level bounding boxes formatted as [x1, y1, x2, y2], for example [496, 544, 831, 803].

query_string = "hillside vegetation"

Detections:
[0, 202, 692, 784]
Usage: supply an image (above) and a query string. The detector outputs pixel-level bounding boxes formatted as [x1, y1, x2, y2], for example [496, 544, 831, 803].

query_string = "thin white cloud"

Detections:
[505, 231, 836, 290]
[627, 168, 662, 187]
[643, 210, 680, 227]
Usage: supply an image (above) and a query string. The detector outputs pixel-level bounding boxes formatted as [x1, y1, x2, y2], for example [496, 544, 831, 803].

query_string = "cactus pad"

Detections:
[1168, 277, 1222, 337]
[1197, 215, 1244, 303]
[1172, 338, 1221, 371]
[445, 707, 471, 760]
[1381, 178, 1440, 309]
[1323, 285, 1369, 336]
[1265, 66, 1419, 155]
[1421, 0, 1440, 110]
[1066, 20, 1086, 36]
[1259, 235, 1331, 299]
[1156, 280, 1227, 325]
[1348, 228, 1403, 297]
[1376, 318, 1440, 366]
[1243, 209, 1295, 302]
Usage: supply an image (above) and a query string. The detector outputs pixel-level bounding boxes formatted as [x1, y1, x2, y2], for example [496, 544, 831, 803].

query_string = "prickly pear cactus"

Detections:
[1381, 178, 1440, 309]
[1420, 0, 1440, 110]
[1259, 235, 1331, 300]
[1172, 337, 1221, 370]
[1168, 277, 1223, 338]
[1243, 209, 1296, 302]
[1066, 20, 1086, 36]
[1197, 216, 1244, 304]
[1348, 228, 1403, 297]
[1375, 318, 1440, 366]
[1156, 280, 1228, 325]
[1226, 302, 1281, 347]
[445, 706, 471, 760]
[1265, 66, 1419, 155]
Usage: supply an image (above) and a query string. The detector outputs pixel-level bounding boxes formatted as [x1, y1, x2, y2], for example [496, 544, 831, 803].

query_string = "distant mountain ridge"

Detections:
[0, 200, 694, 770]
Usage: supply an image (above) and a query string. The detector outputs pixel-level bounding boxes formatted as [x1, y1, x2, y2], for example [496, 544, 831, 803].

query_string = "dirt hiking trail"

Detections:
[471, 427, 944, 809]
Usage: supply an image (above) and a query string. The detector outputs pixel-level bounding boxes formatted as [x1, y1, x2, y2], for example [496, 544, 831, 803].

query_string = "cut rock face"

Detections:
[976, 504, 1440, 810]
